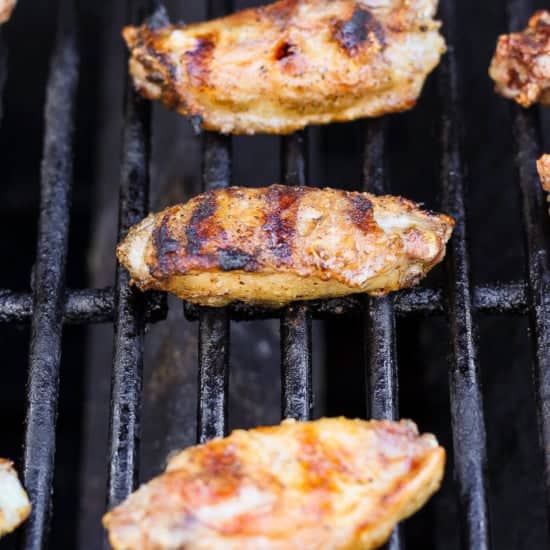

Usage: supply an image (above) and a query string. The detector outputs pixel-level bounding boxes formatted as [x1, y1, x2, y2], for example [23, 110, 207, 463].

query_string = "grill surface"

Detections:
[1, 0, 550, 549]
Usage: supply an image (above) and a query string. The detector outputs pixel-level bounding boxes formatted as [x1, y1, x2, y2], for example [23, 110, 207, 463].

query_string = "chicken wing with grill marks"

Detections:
[489, 11, 550, 107]
[0, 459, 31, 538]
[103, 418, 445, 550]
[116, 185, 454, 307]
[122, 0, 446, 134]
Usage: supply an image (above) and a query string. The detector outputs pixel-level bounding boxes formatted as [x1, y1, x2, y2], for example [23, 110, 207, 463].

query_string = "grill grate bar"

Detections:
[0, 280, 528, 325]
[513, 106, 550, 532]
[0, 288, 167, 324]
[507, 0, 550, 533]
[514, 108, 550, 532]
[281, 132, 313, 420]
[362, 119, 401, 550]
[513, 106, 550, 535]
[196, 134, 231, 443]
[105, 0, 153, 508]
[439, 42, 490, 549]
[362, 119, 399, 421]
[195, 26, 232, 441]
[20, 1, 79, 548]
[184, 282, 528, 321]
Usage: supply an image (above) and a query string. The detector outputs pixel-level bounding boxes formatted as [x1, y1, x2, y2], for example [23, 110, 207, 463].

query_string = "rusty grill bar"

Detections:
[2, 0, 549, 548]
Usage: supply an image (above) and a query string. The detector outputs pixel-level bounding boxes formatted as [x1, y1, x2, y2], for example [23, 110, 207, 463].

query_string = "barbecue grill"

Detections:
[1, 0, 550, 548]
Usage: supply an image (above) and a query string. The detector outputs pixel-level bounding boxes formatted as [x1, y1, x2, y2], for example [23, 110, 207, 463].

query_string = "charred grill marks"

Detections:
[145, 44, 177, 82]
[333, 7, 386, 55]
[152, 212, 181, 278]
[185, 34, 216, 88]
[347, 193, 375, 233]
[274, 41, 296, 61]
[218, 247, 258, 272]
[263, 186, 302, 264]
[186, 193, 218, 256]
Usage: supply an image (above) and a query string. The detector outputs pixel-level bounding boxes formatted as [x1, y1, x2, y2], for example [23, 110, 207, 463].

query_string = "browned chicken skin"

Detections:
[117, 185, 454, 307]
[0, 0, 16, 23]
[537, 154, 550, 213]
[103, 418, 445, 550]
[0, 459, 31, 538]
[489, 11, 550, 107]
[122, 0, 446, 134]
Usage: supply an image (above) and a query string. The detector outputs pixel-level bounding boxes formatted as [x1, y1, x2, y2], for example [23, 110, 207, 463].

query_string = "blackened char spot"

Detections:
[348, 193, 375, 233]
[152, 212, 180, 278]
[263, 186, 301, 263]
[186, 193, 218, 256]
[333, 7, 386, 55]
[185, 34, 216, 88]
[218, 248, 258, 271]
[275, 41, 295, 61]
[146, 46, 177, 81]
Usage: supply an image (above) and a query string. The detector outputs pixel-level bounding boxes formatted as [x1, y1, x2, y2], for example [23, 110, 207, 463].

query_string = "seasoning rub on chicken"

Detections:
[0, 459, 31, 538]
[489, 11, 550, 107]
[117, 185, 454, 307]
[103, 418, 445, 550]
[122, 0, 446, 134]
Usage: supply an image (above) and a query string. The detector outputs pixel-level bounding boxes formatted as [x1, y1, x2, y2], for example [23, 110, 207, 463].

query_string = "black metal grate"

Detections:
[0, 0, 548, 549]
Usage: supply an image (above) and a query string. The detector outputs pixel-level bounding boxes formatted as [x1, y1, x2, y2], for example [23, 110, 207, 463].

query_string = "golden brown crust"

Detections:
[116, 185, 454, 306]
[537, 154, 550, 192]
[103, 418, 445, 550]
[122, 0, 446, 134]
[489, 11, 550, 107]
[537, 154, 550, 214]
[0, 0, 16, 23]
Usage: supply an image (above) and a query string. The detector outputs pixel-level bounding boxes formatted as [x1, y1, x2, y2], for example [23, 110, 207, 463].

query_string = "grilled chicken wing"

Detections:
[0, 460, 31, 538]
[103, 418, 445, 550]
[0, 0, 16, 23]
[489, 11, 550, 107]
[117, 185, 454, 307]
[537, 154, 550, 213]
[122, 0, 446, 134]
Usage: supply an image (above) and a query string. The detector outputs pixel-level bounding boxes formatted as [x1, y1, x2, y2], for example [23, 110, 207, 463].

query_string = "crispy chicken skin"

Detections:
[0, 459, 31, 538]
[537, 154, 550, 212]
[489, 11, 550, 107]
[116, 185, 454, 307]
[103, 418, 445, 550]
[122, 0, 446, 134]
[0, 0, 16, 23]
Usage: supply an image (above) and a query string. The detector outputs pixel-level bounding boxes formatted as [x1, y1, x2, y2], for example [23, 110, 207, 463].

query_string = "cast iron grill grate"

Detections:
[1, 0, 549, 549]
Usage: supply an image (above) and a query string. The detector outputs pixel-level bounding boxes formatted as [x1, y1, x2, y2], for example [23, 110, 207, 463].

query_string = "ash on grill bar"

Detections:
[2, 0, 550, 549]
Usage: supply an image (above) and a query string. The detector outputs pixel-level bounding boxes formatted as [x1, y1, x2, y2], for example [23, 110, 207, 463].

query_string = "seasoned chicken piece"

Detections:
[537, 154, 550, 213]
[122, 0, 446, 134]
[103, 418, 445, 550]
[489, 11, 550, 107]
[117, 185, 454, 307]
[0, 0, 16, 23]
[0, 459, 31, 538]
